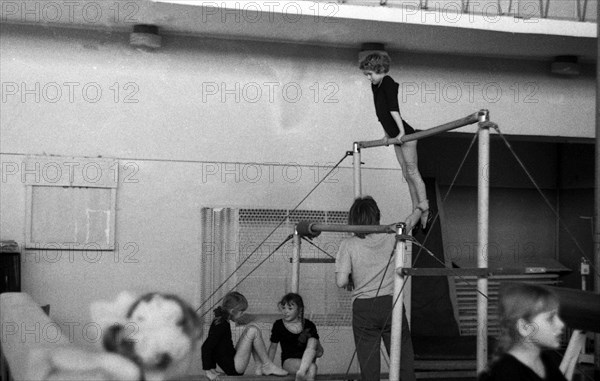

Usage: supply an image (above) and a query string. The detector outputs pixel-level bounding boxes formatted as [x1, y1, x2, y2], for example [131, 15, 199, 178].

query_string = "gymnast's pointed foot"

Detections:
[417, 200, 431, 231]
[404, 209, 421, 233]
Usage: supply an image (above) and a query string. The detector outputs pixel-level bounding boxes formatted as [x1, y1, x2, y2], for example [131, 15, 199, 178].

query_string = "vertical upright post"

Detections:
[353, 142, 362, 198]
[291, 230, 301, 293]
[389, 223, 407, 381]
[477, 111, 490, 373]
[595, 7, 600, 368]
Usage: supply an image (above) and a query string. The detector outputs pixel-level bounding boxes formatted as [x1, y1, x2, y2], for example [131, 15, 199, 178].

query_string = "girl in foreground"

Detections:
[479, 283, 567, 381]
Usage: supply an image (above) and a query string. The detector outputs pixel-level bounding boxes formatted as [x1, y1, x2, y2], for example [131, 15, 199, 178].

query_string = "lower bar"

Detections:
[400, 267, 554, 277]
[297, 221, 411, 236]
[291, 258, 335, 263]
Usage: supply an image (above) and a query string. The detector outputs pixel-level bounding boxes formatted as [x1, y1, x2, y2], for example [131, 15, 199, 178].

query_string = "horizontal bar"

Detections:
[297, 222, 412, 240]
[401, 268, 488, 276]
[187, 373, 374, 381]
[400, 267, 554, 277]
[288, 258, 335, 263]
[415, 370, 477, 379]
[357, 110, 487, 149]
[307, 223, 397, 234]
[414, 360, 476, 370]
[189, 370, 479, 381]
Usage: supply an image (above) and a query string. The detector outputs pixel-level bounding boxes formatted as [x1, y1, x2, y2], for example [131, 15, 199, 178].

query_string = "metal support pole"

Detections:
[594, 5, 600, 368]
[477, 112, 490, 373]
[291, 230, 301, 293]
[595, 4, 600, 367]
[389, 223, 407, 381]
[353, 142, 362, 198]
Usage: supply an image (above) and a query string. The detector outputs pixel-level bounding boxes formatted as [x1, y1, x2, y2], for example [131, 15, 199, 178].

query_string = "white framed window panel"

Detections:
[24, 156, 118, 251]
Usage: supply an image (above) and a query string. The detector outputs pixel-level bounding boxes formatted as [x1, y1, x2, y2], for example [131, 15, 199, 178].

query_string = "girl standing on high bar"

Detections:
[359, 52, 431, 233]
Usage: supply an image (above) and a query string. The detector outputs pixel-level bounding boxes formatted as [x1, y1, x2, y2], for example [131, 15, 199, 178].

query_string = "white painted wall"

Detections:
[0, 22, 595, 373]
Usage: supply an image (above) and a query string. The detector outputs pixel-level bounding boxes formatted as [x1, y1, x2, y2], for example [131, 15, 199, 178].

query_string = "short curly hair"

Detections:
[359, 52, 391, 74]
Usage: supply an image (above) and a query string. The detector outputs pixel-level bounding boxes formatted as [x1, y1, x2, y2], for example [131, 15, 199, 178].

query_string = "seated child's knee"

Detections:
[244, 324, 261, 337]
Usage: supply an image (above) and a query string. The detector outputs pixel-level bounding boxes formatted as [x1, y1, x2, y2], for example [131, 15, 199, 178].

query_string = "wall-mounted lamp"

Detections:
[130, 24, 162, 51]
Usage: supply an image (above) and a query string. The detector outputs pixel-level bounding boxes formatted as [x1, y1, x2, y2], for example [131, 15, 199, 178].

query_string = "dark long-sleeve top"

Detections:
[201, 319, 236, 370]
[478, 352, 568, 381]
[371, 75, 415, 138]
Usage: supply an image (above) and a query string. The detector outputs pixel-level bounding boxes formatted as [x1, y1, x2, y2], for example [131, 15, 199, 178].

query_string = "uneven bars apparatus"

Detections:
[354, 109, 492, 377]
[291, 110, 492, 381]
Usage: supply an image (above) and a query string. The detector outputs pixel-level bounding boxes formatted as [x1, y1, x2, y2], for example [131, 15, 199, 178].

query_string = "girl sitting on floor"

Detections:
[201, 291, 288, 380]
[268, 293, 324, 381]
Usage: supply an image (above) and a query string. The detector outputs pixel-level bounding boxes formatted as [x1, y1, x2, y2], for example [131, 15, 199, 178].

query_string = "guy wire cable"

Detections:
[197, 152, 352, 313]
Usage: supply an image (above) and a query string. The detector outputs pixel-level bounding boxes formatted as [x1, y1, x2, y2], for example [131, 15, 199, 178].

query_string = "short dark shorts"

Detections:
[389, 119, 416, 139]
[402, 119, 416, 135]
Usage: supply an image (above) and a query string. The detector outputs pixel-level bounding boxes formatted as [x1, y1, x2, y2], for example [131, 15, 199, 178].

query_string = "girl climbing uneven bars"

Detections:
[358, 51, 489, 233]
[359, 52, 431, 234]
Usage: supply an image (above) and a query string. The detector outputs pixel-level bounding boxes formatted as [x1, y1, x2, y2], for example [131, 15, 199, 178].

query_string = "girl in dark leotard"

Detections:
[201, 292, 288, 379]
[359, 52, 431, 233]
